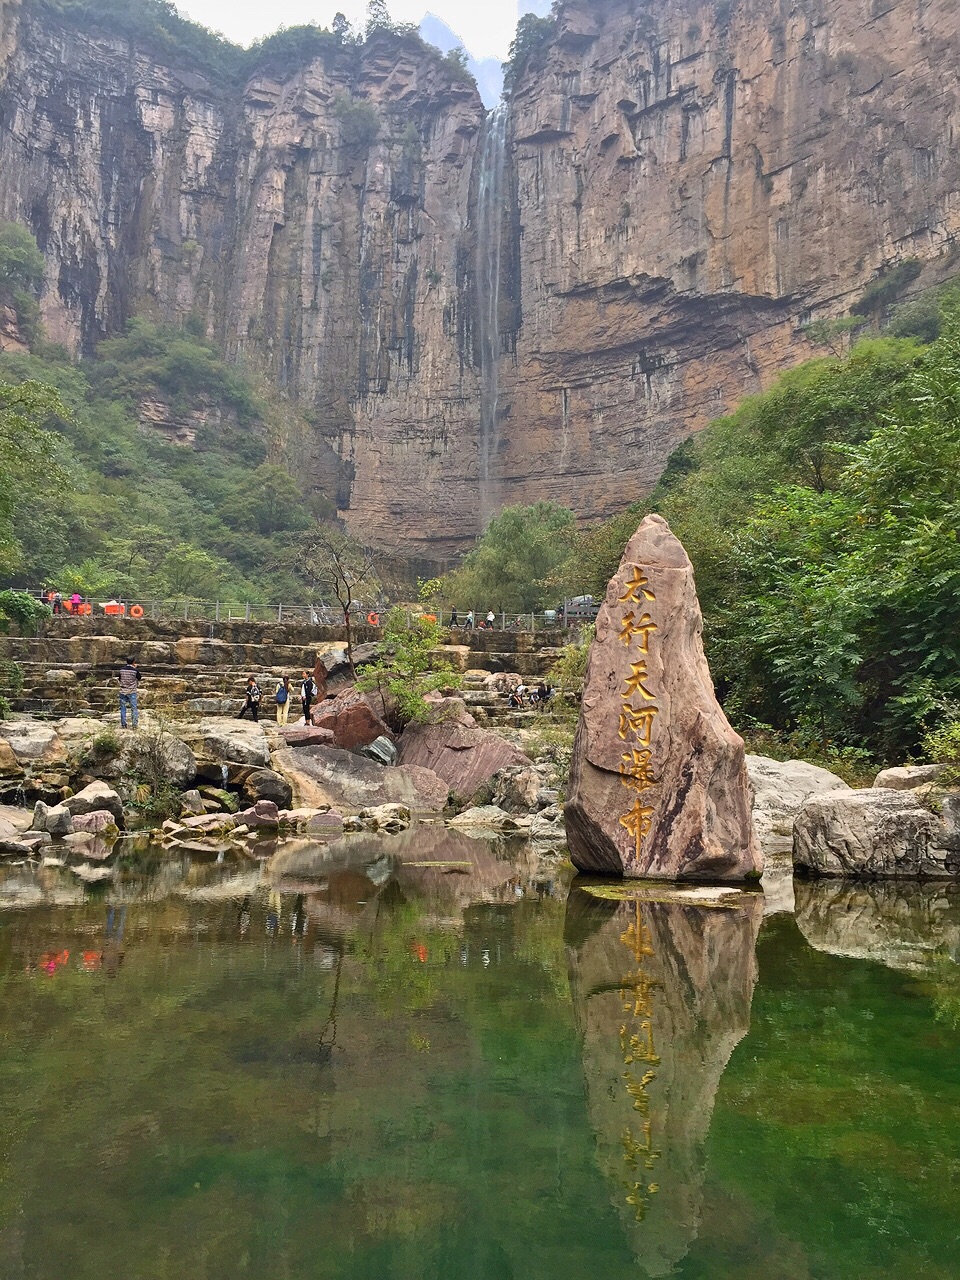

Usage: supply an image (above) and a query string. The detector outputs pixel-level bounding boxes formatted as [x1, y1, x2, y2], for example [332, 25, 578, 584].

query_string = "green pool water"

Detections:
[0, 839, 958, 1279]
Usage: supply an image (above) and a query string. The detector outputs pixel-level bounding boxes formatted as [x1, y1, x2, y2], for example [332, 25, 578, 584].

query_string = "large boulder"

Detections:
[398, 698, 530, 798]
[70, 809, 119, 836]
[242, 768, 293, 809]
[191, 719, 271, 768]
[492, 763, 550, 814]
[30, 800, 74, 836]
[793, 788, 960, 878]
[98, 731, 197, 789]
[873, 765, 945, 790]
[64, 780, 124, 826]
[356, 803, 411, 834]
[312, 689, 393, 751]
[272, 745, 448, 813]
[747, 755, 850, 845]
[237, 799, 280, 829]
[278, 726, 335, 748]
[447, 805, 526, 832]
[0, 719, 67, 766]
[564, 515, 761, 880]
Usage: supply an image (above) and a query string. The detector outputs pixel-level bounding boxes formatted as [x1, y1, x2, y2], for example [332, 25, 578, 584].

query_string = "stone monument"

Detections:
[564, 514, 761, 879]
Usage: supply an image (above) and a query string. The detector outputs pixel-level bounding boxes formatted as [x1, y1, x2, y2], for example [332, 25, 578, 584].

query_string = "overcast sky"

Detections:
[178, 0, 534, 62]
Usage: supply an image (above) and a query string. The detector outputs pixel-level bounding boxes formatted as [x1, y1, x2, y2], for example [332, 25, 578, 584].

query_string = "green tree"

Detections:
[357, 608, 460, 725]
[0, 379, 70, 576]
[0, 221, 45, 346]
[503, 12, 555, 91]
[444, 502, 577, 613]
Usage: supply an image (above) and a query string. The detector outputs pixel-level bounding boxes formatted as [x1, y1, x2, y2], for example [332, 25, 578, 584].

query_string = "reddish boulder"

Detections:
[398, 698, 530, 799]
[238, 799, 280, 829]
[311, 689, 393, 751]
[564, 515, 761, 881]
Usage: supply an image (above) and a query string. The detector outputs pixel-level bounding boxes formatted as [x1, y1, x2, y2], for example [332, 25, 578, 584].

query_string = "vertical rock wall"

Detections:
[0, 0, 958, 556]
[0, 15, 486, 556]
[494, 0, 960, 525]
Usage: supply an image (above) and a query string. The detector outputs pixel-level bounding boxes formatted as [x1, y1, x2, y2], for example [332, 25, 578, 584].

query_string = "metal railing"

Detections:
[23, 591, 596, 631]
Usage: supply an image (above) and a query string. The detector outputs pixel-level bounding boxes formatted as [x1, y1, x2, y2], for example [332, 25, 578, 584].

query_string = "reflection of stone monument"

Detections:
[566, 887, 763, 1276]
[564, 515, 761, 880]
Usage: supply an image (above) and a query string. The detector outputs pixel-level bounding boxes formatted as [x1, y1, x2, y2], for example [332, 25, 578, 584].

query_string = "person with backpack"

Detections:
[275, 675, 292, 725]
[238, 676, 262, 721]
[300, 670, 316, 724]
[117, 656, 142, 729]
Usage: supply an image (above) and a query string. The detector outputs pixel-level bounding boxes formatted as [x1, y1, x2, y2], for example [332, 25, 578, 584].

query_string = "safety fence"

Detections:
[25, 592, 597, 631]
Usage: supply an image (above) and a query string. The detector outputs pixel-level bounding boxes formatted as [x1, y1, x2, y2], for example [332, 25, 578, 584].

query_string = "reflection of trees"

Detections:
[566, 889, 762, 1277]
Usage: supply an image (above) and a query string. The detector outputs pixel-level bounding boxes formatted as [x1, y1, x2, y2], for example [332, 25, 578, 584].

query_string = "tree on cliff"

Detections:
[295, 527, 381, 672]
[0, 221, 45, 345]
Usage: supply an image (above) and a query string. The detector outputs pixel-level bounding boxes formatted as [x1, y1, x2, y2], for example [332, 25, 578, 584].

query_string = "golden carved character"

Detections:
[618, 610, 657, 651]
[622, 658, 657, 703]
[618, 703, 659, 743]
[620, 798, 655, 854]
[619, 746, 660, 792]
[618, 566, 656, 605]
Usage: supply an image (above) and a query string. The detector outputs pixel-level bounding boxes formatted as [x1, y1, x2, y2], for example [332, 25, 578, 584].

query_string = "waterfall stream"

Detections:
[476, 105, 508, 525]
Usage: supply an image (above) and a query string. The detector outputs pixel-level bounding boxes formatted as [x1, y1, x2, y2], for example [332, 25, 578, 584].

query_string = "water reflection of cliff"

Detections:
[566, 888, 762, 1277]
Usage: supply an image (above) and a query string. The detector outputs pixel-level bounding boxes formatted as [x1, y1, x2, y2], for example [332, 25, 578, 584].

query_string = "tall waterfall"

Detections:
[476, 105, 508, 525]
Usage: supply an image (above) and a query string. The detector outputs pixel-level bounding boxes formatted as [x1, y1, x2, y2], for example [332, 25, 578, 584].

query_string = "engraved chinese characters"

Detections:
[565, 888, 763, 1277]
[565, 514, 762, 880]
[617, 567, 661, 861]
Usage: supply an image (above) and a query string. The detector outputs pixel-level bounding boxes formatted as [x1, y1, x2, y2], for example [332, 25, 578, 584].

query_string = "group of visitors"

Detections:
[507, 681, 553, 710]
[238, 670, 318, 724]
[450, 609, 500, 629]
[46, 589, 86, 615]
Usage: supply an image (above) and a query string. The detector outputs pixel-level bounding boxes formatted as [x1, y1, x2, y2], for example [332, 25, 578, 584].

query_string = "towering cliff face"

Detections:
[0, 0, 957, 557]
[498, 0, 960, 523]
[0, 4, 486, 555]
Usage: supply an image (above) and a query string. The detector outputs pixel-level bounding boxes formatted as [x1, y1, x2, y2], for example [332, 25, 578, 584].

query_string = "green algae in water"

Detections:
[0, 850, 957, 1279]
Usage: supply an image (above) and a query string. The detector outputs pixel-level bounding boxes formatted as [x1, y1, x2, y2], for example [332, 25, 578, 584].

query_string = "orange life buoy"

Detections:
[367, 612, 380, 627]
[130, 604, 144, 618]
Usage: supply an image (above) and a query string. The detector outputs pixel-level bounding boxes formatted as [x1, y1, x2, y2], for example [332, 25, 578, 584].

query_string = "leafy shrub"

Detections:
[852, 258, 924, 316]
[503, 12, 555, 91]
[334, 95, 380, 149]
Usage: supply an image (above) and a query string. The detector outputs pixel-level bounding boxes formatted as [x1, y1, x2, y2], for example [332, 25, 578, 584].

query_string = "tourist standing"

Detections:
[465, 610, 474, 629]
[52, 591, 62, 615]
[450, 608, 459, 629]
[485, 609, 496, 630]
[239, 676, 262, 721]
[275, 675, 292, 725]
[300, 670, 316, 724]
[117, 656, 141, 730]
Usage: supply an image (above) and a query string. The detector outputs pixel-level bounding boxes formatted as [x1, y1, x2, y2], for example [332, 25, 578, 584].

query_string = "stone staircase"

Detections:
[0, 617, 573, 722]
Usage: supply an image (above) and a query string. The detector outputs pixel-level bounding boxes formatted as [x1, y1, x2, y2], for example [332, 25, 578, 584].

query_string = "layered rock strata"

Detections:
[1, 0, 958, 555]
